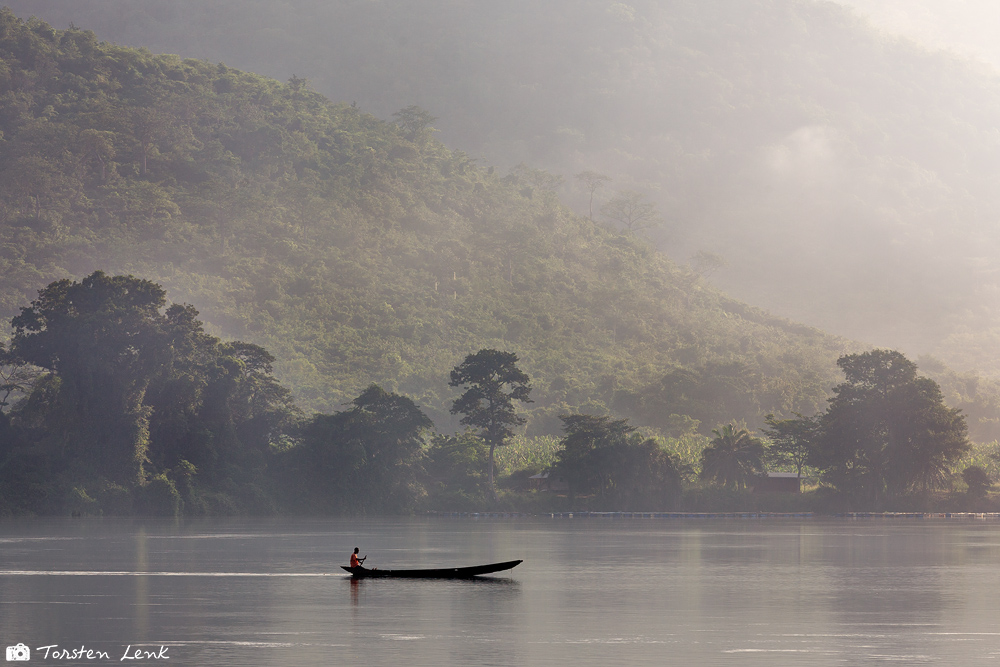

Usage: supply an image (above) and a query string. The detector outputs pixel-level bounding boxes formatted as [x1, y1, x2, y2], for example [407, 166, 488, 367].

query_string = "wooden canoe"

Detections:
[341, 559, 522, 579]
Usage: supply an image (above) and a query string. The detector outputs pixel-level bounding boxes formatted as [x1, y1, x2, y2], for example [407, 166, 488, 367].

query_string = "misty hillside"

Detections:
[13, 0, 1000, 377]
[0, 10, 863, 437]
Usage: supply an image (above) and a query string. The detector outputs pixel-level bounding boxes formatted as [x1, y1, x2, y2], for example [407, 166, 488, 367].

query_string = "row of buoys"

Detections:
[426, 511, 535, 518]
[547, 512, 815, 519]
[834, 512, 1000, 519]
[424, 511, 815, 519]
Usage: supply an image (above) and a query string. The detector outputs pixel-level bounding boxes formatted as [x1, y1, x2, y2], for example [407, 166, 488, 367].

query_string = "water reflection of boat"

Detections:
[341, 559, 522, 579]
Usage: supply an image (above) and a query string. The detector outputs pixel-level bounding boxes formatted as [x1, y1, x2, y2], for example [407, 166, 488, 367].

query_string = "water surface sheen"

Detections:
[3, 517, 1000, 665]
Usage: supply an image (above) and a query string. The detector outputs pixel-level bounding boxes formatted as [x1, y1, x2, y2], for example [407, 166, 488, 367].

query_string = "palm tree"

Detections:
[699, 423, 766, 489]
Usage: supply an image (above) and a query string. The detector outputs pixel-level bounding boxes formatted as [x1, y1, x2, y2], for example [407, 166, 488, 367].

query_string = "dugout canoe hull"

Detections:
[341, 559, 522, 579]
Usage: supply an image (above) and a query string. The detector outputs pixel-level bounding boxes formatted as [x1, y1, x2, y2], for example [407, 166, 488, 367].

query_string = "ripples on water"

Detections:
[3, 517, 1000, 665]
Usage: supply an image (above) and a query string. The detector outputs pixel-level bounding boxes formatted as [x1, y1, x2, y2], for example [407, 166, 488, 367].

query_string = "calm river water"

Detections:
[3, 516, 1000, 665]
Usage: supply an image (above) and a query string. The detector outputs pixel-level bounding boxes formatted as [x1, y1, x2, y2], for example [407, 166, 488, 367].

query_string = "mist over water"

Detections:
[4, 517, 1000, 665]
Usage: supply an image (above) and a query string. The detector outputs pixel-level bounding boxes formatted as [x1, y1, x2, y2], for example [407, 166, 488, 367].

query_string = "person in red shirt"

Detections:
[350, 547, 367, 568]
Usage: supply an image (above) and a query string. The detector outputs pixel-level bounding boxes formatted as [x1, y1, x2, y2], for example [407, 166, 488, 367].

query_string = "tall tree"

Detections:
[554, 413, 683, 508]
[699, 423, 766, 490]
[10, 272, 187, 485]
[600, 190, 661, 235]
[575, 171, 611, 220]
[813, 350, 969, 507]
[298, 384, 432, 513]
[392, 105, 438, 143]
[763, 412, 818, 478]
[449, 349, 532, 501]
[555, 414, 634, 500]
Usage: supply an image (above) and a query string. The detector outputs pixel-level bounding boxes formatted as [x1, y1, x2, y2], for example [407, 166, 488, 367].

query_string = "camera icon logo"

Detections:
[5, 643, 30, 661]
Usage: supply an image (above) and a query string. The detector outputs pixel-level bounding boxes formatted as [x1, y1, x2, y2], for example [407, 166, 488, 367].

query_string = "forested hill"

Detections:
[0, 9, 855, 435]
[14, 0, 1000, 378]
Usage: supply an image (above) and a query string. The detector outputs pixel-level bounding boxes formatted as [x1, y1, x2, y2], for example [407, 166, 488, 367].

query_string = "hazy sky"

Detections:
[837, 0, 1000, 69]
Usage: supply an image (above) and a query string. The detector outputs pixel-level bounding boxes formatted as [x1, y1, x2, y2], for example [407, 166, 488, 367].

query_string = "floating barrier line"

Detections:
[832, 512, 1000, 519]
[541, 512, 815, 519]
[424, 511, 1000, 519]
[424, 511, 815, 519]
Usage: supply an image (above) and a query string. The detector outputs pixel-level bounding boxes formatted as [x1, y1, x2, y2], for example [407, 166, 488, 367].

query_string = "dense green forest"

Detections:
[0, 9, 856, 436]
[0, 11, 998, 515]
[12, 0, 1000, 378]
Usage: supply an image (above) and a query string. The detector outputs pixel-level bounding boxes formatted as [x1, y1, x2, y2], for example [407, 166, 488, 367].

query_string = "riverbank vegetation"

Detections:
[0, 273, 992, 516]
